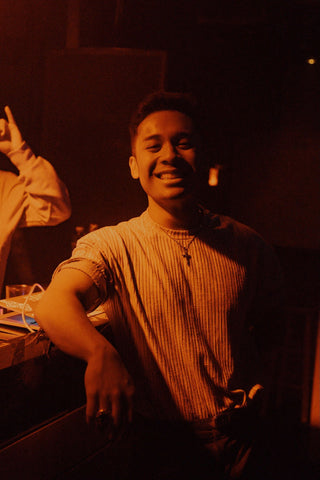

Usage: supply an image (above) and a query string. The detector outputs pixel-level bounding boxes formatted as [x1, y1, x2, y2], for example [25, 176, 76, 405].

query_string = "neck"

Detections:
[147, 198, 201, 230]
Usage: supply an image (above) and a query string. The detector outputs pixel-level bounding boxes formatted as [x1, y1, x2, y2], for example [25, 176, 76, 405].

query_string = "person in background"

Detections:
[0, 106, 71, 297]
[35, 92, 285, 479]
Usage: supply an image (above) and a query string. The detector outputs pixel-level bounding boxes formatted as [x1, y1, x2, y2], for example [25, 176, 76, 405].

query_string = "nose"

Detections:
[160, 141, 177, 162]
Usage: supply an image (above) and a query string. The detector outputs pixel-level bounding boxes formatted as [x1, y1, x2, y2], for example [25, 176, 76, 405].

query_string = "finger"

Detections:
[111, 392, 122, 428]
[0, 119, 8, 137]
[98, 396, 112, 413]
[95, 409, 113, 432]
[95, 407, 115, 440]
[111, 391, 133, 431]
[4, 106, 17, 125]
[96, 397, 112, 425]
[86, 392, 99, 425]
[106, 395, 127, 443]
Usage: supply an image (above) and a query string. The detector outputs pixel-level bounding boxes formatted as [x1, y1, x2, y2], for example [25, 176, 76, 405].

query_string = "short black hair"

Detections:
[129, 91, 201, 148]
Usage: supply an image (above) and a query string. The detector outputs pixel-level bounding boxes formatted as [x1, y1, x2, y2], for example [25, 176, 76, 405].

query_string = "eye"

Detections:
[177, 140, 193, 150]
[146, 144, 161, 152]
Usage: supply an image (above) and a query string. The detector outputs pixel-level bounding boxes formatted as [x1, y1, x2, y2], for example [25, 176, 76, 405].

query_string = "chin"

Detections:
[164, 189, 196, 205]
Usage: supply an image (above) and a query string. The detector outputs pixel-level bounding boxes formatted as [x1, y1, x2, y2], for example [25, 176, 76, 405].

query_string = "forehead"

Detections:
[136, 110, 195, 142]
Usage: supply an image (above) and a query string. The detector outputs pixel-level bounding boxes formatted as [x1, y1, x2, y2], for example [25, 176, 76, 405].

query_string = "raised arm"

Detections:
[0, 106, 71, 226]
[34, 268, 134, 429]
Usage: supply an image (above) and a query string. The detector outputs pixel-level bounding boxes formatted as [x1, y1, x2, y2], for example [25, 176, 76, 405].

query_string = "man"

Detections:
[0, 106, 71, 296]
[35, 92, 283, 479]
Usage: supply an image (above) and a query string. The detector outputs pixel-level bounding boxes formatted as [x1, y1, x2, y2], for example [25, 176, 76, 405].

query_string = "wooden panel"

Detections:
[42, 48, 167, 227]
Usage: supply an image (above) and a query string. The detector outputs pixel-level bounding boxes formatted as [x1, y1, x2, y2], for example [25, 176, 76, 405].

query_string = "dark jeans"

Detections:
[64, 411, 311, 480]
[126, 411, 260, 480]
[127, 411, 312, 480]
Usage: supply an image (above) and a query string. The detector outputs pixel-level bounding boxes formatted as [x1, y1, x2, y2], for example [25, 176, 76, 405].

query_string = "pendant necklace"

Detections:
[159, 226, 201, 266]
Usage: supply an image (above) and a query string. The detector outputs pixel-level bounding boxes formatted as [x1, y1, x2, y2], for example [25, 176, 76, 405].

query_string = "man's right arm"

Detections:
[0, 106, 71, 226]
[34, 269, 134, 428]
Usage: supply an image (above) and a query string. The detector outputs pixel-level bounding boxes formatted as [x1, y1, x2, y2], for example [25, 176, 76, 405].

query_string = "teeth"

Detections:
[158, 173, 181, 179]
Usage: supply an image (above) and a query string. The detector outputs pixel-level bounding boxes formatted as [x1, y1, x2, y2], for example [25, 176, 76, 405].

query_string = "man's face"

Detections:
[129, 110, 201, 208]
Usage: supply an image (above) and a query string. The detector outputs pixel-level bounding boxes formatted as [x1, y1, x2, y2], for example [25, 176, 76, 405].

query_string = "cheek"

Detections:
[137, 154, 157, 175]
[135, 163, 152, 185]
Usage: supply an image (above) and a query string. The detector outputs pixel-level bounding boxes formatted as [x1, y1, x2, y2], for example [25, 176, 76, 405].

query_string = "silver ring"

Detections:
[95, 408, 112, 424]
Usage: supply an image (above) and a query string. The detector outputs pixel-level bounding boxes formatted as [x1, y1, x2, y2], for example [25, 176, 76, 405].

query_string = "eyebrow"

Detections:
[142, 132, 193, 143]
[142, 134, 162, 143]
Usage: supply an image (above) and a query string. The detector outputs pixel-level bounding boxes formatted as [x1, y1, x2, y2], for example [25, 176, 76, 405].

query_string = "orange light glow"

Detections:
[208, 166, 221, 186]
[307, 58, 316, 65]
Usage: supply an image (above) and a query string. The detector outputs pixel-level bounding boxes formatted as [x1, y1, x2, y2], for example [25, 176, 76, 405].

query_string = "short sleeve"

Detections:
[53, 233, 114, 308]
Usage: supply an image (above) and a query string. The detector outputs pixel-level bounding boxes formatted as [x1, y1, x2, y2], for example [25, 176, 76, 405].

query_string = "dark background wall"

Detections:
[1, 0, 319, 304]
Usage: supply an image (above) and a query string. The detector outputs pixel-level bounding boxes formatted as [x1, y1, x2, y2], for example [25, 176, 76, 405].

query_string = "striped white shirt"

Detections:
[57, 209, 282, 421]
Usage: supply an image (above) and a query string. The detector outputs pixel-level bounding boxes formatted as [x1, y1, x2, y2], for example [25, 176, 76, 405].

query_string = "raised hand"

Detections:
[0, 106, 24, 155]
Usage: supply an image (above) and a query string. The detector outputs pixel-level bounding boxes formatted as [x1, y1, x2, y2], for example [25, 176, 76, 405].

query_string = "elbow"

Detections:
[55, 205, 72, 224]
[46, 197, 72, 226]
[54, 192, 72, 223]
[33, 301, 44, 330]
[34, 296, 52, 332]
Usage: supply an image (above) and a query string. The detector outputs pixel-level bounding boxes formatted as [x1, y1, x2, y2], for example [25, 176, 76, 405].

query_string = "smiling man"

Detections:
[35, 92, 284, 479]
[129, 109, 200, 218]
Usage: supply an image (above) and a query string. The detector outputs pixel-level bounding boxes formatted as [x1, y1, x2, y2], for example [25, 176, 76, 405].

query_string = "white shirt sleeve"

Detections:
[7, 141, 71, 227]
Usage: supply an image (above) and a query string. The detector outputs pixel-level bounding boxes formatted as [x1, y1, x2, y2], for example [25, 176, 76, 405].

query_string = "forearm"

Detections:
[34, 285, 113, 363]
[34, 269, 134, 427]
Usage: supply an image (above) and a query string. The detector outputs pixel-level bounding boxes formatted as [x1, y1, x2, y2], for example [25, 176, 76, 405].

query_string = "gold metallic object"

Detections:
[95, 408, 112, 425]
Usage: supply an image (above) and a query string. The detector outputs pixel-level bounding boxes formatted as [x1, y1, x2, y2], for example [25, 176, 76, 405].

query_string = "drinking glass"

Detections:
[5, 284, 33, 298]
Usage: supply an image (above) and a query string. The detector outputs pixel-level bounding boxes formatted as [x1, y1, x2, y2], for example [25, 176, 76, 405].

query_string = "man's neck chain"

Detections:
[158, 226, 201, 266]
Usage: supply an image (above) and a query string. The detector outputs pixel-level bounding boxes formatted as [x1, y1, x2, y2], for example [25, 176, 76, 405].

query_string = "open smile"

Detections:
[154, 170, 189, 180]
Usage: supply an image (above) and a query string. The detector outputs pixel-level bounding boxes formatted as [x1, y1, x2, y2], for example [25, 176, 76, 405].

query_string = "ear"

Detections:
[129, 155, 139, 179]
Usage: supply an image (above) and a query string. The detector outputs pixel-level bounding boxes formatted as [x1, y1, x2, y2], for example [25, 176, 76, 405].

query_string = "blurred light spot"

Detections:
[208, 167, 220, 186]
[307, 58, 316, 65]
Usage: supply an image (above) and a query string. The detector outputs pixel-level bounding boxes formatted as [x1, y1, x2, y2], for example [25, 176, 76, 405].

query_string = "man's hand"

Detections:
[0, 106, 24, 155]
[85, 342, 135, 438]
